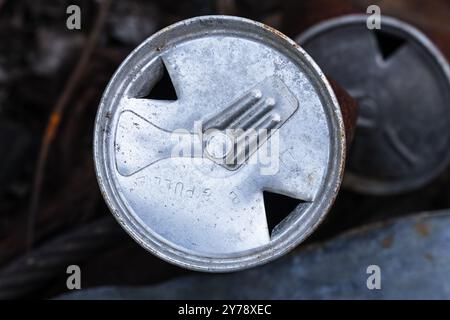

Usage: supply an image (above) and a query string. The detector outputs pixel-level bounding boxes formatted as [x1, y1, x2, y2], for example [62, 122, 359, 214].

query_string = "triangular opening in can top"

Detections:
[373, 29, 406, 60]
[140, 60, 178, 101]
[263, 191, 304, 238]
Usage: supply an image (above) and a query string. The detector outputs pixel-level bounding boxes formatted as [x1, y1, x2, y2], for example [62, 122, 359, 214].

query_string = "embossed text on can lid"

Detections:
[94, 16, 346, 271]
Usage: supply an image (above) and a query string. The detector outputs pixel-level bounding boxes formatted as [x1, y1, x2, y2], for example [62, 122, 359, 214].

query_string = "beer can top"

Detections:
[94, 16, 346, 271]
[298, 15, 450, 195]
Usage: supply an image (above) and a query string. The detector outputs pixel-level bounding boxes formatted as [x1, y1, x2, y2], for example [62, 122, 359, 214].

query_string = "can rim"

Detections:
[93, 15, 346, 272]
[297, 14, 450, 195]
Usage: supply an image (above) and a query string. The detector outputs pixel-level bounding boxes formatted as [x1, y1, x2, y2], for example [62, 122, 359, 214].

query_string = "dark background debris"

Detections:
[0, 0, 449, 299]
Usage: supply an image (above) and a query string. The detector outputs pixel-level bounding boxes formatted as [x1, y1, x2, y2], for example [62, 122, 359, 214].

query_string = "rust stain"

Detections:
[327, 77, 358, 148]
[44, 112, 61, 143]
[415, 222, 430, 237]
[380, 235, 394, 248]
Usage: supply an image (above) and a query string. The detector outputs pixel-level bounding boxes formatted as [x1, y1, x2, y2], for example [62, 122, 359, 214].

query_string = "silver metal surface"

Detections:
[297, 15, 450, 195]
[94, 16, 346, 271]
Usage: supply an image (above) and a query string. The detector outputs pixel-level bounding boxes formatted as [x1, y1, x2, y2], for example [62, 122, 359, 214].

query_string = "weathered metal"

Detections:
[93, 16, 352, 271]
[59, 210, 450, 299]
[297, 15, 450, 195]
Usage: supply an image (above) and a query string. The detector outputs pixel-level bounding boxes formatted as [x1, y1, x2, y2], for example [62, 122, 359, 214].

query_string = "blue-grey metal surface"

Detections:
[59, 210, 450, 299]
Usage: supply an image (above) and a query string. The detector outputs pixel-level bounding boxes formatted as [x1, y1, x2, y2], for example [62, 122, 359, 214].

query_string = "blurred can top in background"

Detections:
[298, 15, 450, 196]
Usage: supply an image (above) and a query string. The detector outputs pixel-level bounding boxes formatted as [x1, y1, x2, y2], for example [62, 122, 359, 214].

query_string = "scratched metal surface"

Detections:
[1, 0, 450, 299]
[59, 210, 450, 300]
[94, 15, 346, 271]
